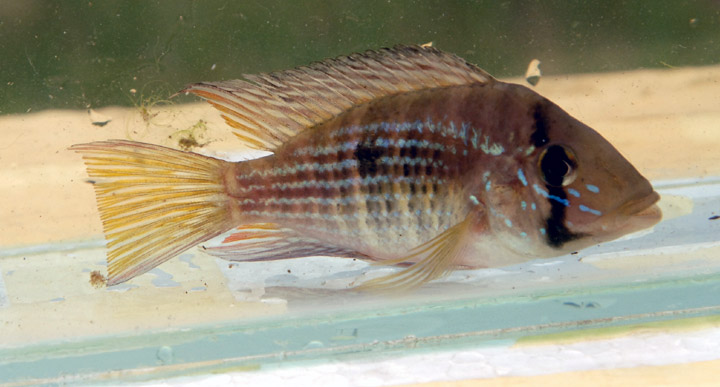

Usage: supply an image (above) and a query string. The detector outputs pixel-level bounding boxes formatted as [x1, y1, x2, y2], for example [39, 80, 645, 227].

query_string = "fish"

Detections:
[71, 45, 662, 290]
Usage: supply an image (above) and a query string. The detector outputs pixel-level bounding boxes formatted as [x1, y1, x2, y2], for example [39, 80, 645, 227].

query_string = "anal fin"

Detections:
[204, 223, 368, 262]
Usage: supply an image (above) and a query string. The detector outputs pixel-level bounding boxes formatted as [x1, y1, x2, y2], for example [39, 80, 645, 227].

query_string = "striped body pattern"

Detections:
[233, 118, 470, 259]
[71, 45, 661, 288]
[224, 83, 535, 264]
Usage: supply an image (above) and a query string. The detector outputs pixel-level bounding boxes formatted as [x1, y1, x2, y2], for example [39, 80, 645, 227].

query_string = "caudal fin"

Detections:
[70, 140, 235, 286]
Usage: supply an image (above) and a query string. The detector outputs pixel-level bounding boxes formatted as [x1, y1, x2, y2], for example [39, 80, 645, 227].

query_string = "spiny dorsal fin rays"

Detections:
[357, 214, 475, 292]
[182, 45, 495, 151]
[189, 84, 297, 149]
[246, 70, 345, 120]
[70, 140, 235, 286]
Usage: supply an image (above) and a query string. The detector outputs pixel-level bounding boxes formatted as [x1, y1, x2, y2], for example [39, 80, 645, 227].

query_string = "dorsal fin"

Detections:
[181, 45, 495, 150]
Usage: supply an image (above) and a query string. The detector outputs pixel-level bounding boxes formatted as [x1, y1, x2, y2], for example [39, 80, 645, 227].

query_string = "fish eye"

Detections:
[538, 145, 578, 187]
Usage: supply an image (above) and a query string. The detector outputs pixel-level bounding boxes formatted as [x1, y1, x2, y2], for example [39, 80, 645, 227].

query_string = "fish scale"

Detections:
[229, 108, 474, 258]
[71, 45, 661, 288]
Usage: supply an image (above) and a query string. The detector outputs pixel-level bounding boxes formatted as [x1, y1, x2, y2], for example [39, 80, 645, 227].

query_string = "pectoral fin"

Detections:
[358, 215, 477, 291]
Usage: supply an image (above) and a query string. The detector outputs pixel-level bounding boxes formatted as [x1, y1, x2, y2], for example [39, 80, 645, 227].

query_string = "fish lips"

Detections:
[589, 190, 662, 243]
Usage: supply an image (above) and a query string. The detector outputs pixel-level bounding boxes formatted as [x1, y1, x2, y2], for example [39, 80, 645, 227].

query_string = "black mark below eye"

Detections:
[531, 103, 550, 147]
[538, 145, 577, 187]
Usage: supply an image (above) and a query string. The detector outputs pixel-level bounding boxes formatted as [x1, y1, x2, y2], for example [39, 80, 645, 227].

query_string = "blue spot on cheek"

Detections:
[504, 219, 513, 228]
[520, 232, 527, 237]
[533, 184, 547, 196]
[521, 201, 527, 210]
[586, 184, 600, 193]
[517, 168, 528, 186]
[567, 188, 580, 198]
[579, 204, 603, 216]
[540, 228, 546, 235]
[534, 184, 570, 206]
[485, 181, 492, 191]
[531, 203, 537, 211]
[550, 195, 570, 207]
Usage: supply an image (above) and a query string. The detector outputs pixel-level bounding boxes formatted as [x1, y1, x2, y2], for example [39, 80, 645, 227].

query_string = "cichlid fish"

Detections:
[71, 45, 661, 289]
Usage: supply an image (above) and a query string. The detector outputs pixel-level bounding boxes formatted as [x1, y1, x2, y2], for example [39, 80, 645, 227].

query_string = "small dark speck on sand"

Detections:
[89, 270, 107, 288]
[709, 215, 720, 220]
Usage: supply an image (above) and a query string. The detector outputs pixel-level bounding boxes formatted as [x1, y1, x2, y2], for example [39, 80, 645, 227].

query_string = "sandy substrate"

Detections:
[1, 65, 719, 248]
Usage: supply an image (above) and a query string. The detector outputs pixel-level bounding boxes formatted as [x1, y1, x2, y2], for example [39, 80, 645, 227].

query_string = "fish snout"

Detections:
[617, 190, 661, 219]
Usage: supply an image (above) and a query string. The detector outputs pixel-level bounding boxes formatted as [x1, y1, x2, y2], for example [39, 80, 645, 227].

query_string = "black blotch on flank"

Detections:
[414, 164, 421, 176]
[384, 197, 394, 214]
[403, 164, 411, 177]
[409, 145, 419, 158]
[433, 149, 441, 160]
[544, 186, 581, 248]
[530, 102, 550, 148]
[354, 142, 384, 178]
[380, 160, 391, 176]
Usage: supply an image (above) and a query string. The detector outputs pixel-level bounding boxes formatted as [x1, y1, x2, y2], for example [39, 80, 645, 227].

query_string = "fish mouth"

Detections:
[616, 190, 661, 218]
[571, 188, 661, 246]
[602, 190, 662, 238]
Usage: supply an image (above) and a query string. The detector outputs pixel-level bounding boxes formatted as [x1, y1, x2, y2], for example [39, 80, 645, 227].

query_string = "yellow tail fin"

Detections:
[70, 140, 235, 286]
